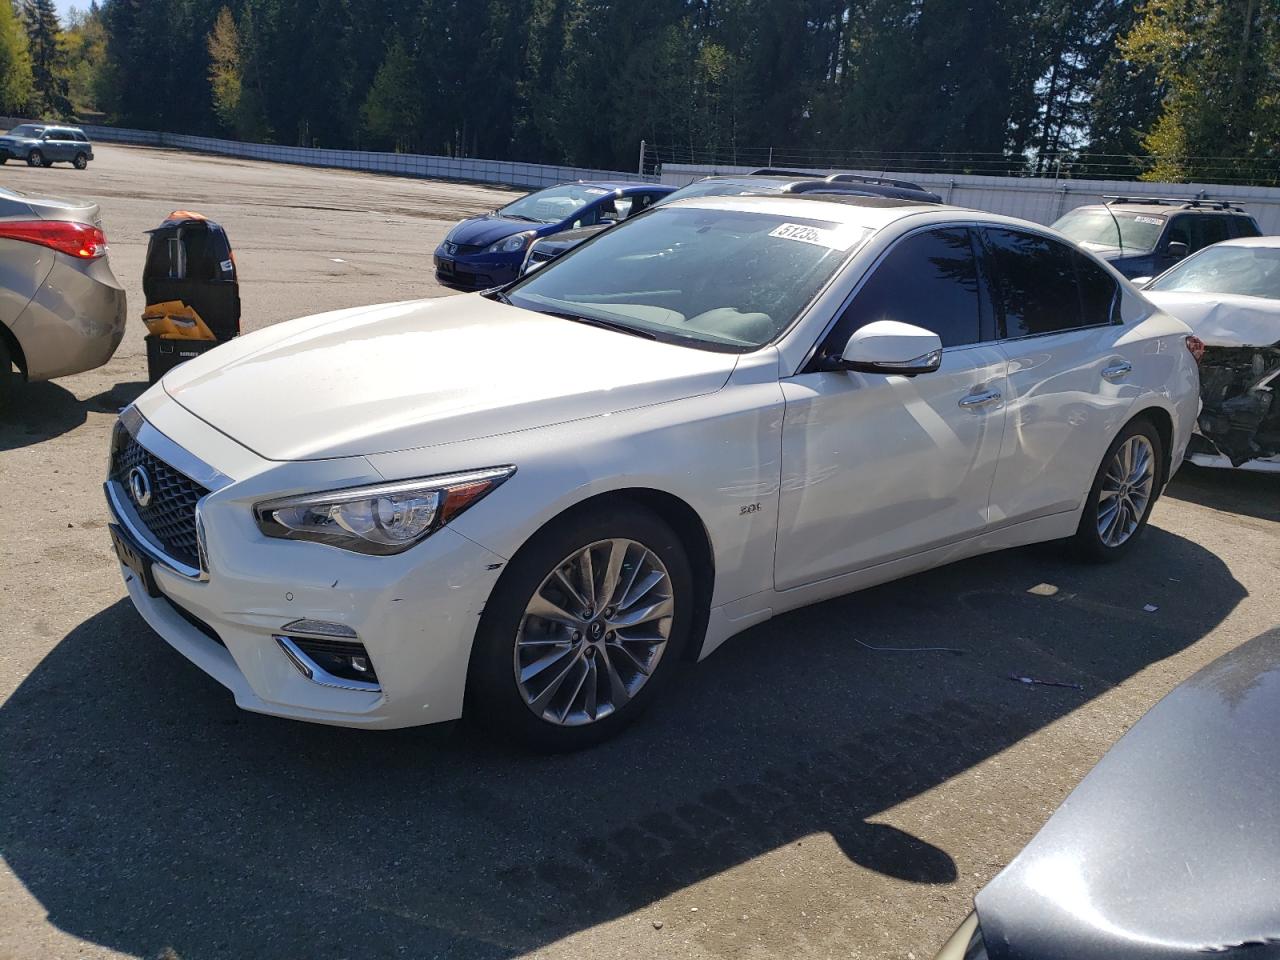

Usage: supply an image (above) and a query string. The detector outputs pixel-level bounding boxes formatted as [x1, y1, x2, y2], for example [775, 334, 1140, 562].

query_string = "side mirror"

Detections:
[1167, 241, 1189, 260]
[841, 320, 943, 376]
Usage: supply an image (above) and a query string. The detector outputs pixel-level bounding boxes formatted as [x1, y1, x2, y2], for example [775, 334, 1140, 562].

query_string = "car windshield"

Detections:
[1148, 244, 1280, 301]
[505, 206, 871, 352]
[655, 179, 782, 205]
[499, 184, 612, 224]
[1054, 208, 1166, 252]
[7, 125, 43, 138]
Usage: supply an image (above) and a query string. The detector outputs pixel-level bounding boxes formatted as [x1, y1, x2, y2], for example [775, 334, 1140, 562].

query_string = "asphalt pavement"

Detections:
[0, 144, 1276, 960]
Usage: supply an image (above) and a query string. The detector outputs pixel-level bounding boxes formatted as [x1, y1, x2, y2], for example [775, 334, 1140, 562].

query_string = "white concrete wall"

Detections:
[0, 117, 655, 191]
[660, 163, 1280, 233]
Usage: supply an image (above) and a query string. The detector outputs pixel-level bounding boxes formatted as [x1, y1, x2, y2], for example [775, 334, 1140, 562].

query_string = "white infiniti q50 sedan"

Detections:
[105, 195, 1201, 749]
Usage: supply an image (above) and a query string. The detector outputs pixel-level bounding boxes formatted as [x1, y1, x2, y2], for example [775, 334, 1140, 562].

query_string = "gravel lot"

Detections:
[1, 143, 1277, 960]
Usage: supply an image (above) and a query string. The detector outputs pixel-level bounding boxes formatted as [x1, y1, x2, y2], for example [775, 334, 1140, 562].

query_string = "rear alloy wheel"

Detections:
[73, 152, 88, 170]
[468, 504, 693, 751]
[26, 149, 42, 167]
[1072, 418, 1163, 562]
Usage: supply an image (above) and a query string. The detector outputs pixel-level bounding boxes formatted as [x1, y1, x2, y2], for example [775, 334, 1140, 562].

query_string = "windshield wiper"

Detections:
[482, 289, 513, 304]
[502, 213, 541, 223]
[538, 309, 657, 340]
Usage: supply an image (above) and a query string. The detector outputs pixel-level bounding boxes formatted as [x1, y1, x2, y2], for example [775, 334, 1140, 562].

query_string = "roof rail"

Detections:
[1103, 195, 1246, 212]
[826, 172, 928, 192]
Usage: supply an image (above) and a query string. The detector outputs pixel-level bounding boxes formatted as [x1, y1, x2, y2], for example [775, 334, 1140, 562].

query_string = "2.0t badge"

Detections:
[127, 465, 152, 508]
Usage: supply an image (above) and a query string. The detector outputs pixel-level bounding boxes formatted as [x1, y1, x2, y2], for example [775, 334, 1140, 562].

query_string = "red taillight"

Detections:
[0, 220, 107, 259]
[1185, 335, 1206, 362]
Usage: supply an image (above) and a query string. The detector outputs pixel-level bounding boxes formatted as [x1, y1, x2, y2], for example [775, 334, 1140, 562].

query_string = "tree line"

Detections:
[1, 0, 1277, 184]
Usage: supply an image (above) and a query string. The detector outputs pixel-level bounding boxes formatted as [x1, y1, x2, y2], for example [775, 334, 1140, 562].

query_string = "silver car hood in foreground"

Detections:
[1144, 290, 1280, 348]
[976, 630, 1280, 960]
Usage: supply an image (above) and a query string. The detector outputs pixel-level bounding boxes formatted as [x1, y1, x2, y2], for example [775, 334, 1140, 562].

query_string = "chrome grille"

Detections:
[110, 430, 208, 569]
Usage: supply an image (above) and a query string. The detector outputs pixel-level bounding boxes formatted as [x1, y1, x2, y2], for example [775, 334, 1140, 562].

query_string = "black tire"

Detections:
[26, 149, 42, 167]
[1070, 417, 1164, 563]
[467, 502, 694, 751]
[0, 156, 7, 165]
[0, 338, 18, 408]
[73, 152, 88, 170]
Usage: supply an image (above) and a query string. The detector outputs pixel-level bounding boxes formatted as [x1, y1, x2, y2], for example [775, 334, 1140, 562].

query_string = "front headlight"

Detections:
[486, 231, 535, 255]
[254, 466, 515, 555]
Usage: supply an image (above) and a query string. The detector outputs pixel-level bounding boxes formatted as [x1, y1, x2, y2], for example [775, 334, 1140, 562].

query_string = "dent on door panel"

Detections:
[774, 345, 1008, 591]
[988, 328, 1141, 525]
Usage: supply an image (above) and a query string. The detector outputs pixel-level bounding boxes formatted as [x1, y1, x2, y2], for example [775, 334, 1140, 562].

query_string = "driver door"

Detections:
[774, 226, 1008, 589]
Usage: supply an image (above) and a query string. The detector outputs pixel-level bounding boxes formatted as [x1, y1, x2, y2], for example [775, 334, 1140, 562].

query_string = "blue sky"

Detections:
[52, 0, 83, 19]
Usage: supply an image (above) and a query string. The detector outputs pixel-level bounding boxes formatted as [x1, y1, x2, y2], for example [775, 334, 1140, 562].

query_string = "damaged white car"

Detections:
[1141, 236, 1280, 472]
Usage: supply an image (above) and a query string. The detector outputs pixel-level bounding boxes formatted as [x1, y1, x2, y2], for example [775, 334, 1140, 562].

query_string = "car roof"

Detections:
[664, 192, 954, 229]
[1077, 201, 1252, 217]
[1202, 235, 1280, 249]
[575, 181, 670, 193]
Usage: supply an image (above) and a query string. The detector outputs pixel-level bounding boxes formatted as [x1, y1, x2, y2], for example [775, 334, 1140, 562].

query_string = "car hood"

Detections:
[976, 630, 1280, 960]
[447, 215, 547, 248]
[161, 295, 737, 461]
[0, 135, 36, 146]
[1143, 290, 1280, 347]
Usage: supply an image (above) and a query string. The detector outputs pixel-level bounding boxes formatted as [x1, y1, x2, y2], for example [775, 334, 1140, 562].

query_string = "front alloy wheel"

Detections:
[26, 149, 42, 167]
[515, 538, 673, 726]
[468, 503, 693, 750]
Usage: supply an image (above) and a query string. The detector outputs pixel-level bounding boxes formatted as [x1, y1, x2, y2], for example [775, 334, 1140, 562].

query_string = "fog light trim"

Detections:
[274, 636, 381, 693]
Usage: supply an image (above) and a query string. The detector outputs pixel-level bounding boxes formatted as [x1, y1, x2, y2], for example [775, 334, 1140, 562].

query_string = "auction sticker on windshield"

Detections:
[1134, 216, 1163, 225]
[769, 222, 866, 251]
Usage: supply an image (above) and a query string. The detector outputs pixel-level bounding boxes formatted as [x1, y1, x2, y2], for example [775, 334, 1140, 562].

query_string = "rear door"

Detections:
[983, 228, 1138, 527]
[774, 226, 1008, 588]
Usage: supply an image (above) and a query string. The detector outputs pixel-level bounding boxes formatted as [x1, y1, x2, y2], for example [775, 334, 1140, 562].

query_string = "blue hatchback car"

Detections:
[434, 181, 674, 290]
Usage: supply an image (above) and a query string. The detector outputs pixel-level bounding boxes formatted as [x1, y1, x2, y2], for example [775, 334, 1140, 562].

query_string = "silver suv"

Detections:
[0, 186, 126, 399]
[0, 124, 96, 169]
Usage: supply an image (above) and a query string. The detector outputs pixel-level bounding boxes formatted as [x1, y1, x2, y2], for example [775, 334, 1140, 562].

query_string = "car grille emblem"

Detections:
[128, 465, 153, 508]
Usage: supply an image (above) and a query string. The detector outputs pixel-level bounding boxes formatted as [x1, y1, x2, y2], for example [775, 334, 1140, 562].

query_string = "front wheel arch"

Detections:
[483, 488, 716, 661]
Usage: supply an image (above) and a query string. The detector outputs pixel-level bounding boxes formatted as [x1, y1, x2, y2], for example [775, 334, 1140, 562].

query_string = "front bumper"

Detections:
[106, 407, 508, 729]
[432, 248, 521, 290]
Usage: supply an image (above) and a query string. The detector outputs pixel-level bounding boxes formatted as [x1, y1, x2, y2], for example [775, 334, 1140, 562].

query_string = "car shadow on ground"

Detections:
[1164, 463, 1280, 523]
[0, 526, 1244, 958]
[0, 380, 145, 451]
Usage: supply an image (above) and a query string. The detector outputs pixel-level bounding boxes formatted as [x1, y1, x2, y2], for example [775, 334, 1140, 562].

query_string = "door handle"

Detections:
[959, 389, 1002, 409]
[1102, 361, 1133, 381]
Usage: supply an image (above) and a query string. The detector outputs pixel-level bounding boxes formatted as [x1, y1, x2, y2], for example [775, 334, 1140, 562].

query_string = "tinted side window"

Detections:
[1187, 215, 1230, 251]
[1231, 216, 1261, 239]
[1073, 251, 1121, 326]
[1166, 216, 1191, 247]
[985, 228, 1084, 337]
[832, 227, 982, 349]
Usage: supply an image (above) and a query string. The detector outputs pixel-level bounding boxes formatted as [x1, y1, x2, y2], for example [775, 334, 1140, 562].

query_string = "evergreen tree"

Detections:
[0, 0, 35, 114]
[22, 0, 69, 114]
[1122, 0, 1280, 183]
